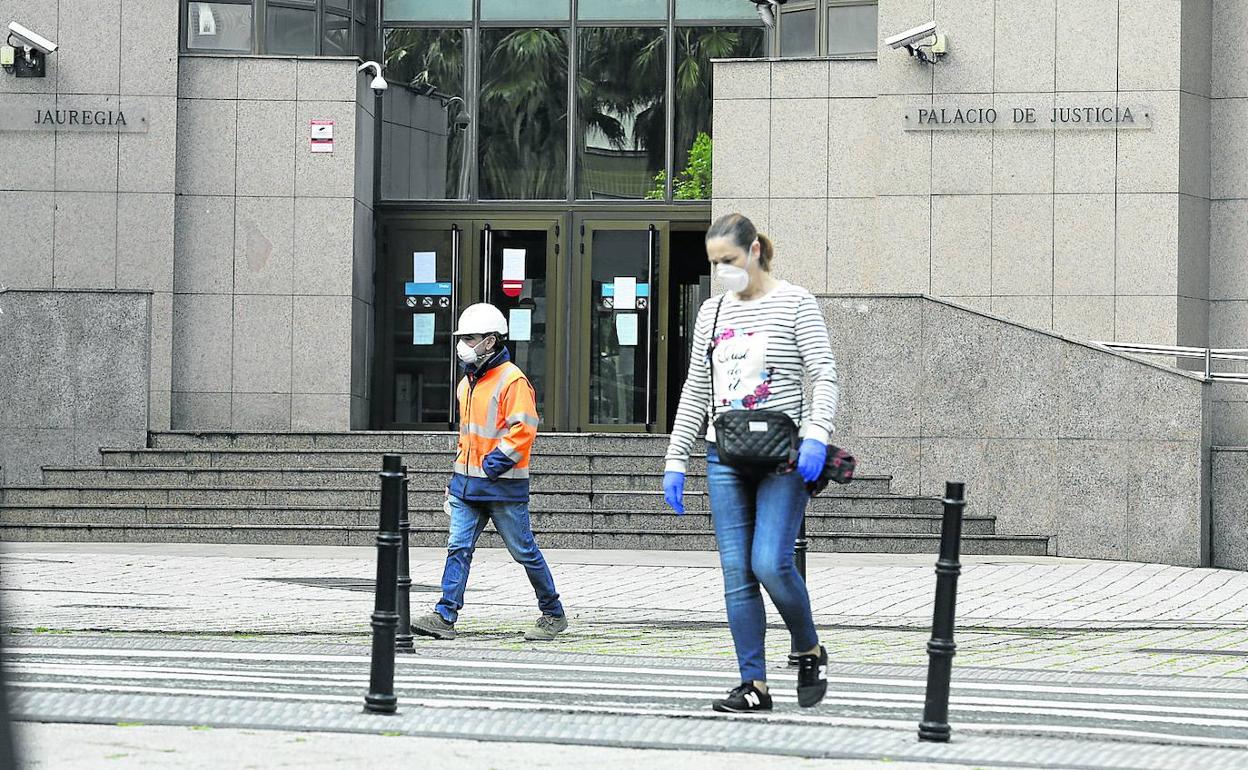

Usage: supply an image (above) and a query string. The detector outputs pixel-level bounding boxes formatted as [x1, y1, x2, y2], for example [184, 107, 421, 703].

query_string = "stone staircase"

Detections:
[0, 432, 1050, 555]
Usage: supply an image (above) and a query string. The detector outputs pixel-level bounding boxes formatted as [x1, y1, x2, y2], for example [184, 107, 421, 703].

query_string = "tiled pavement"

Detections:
[4, 544, 1248, 678]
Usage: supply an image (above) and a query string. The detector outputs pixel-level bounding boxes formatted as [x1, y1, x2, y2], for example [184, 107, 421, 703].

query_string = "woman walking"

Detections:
[663, 213, 839, 713]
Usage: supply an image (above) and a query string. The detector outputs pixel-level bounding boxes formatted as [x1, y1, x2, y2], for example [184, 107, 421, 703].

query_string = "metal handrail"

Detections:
[1092, 341, 1248, 382]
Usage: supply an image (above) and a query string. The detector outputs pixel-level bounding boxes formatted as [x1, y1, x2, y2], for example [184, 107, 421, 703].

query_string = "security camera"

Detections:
[748, 0, 786, 29]
[5, 21, 57, 78]
[8, 22, 56, 55]
[884, 21, 946, 64]
[357, 60, 388, 94]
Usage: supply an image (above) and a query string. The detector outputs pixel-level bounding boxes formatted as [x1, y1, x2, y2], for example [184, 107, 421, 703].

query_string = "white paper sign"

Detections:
[412, 251, 437, 283]
[412, 314, 435, 345]
[509, 309, 532, 342]
[616, 313, 639, 347]
[503, 248, 526, 282]
[614, 277, 636, 312]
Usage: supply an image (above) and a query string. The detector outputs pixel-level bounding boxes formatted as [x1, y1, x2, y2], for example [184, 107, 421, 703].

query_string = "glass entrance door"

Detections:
[379, 220, 466, 428]
[576, 219, 670, 431]
[476, 218, 562, 424]
[378, 216, 563, 430]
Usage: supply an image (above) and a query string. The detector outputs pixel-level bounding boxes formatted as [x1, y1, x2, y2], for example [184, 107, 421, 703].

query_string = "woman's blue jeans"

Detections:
[707, 443, 819, 682]
[434, 495, 564, 624]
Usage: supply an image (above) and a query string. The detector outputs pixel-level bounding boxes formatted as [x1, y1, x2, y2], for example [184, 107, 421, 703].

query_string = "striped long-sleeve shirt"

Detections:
[664, 281, 839, 474]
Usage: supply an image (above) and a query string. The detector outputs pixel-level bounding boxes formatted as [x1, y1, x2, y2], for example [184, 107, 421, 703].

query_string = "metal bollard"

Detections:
[918, 481, 966, 743]
[794, 517, 809, 580]
[364, 453, 403, 714]
[0, 592, 19, 769]
[395, 466, 414, 653]
[787, 516, 811, 667]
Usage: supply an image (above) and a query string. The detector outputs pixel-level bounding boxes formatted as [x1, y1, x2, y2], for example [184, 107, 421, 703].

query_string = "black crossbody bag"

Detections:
[705, 295, 800, 471]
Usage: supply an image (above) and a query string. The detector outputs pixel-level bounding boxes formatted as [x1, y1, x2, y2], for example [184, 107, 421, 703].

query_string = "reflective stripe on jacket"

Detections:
[448, 349, 539, 502]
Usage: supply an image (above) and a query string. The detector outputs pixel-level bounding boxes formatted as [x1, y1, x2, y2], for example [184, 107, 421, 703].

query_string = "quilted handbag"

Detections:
[712, 408, 800, 469]
[706, 295, 799, 470]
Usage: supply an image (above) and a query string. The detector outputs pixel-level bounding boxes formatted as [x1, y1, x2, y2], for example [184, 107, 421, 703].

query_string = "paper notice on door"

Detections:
[509, 308, 532, 341]
[616, 313, 639, 347]
[503, 248, 526, 281]
[412, 314, 435, 345]
[413, 251, 437, 284]
[614, 277, 637, 311]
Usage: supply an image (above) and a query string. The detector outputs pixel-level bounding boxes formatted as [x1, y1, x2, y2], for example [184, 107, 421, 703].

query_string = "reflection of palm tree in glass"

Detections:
[383, 24, 763, 201]
[576, 27, 666, 199]
[674, 27, 764, 176]
[384, 29, 469, 199]
[479, 29, 570, 200]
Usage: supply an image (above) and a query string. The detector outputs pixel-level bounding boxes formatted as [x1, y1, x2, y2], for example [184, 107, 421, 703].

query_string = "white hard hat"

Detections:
[452, 303, 508, 336]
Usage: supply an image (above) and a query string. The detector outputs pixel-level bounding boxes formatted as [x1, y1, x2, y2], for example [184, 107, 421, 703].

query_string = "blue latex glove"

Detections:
[663, 471, 686, 514]
[797, 439, 827, 483]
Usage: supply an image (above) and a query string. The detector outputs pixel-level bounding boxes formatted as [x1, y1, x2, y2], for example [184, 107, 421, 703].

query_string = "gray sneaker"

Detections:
[523, 614, 568, 641]
[412, 612, 456, 640]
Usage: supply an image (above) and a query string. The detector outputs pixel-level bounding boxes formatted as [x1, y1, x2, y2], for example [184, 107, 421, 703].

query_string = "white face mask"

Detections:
[456, 338, 487, 365]
[716, 262, 750, 293]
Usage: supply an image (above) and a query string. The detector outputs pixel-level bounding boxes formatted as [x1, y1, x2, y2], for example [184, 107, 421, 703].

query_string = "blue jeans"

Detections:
[434, 495, 564, 624]
[707, 444, 819, 682]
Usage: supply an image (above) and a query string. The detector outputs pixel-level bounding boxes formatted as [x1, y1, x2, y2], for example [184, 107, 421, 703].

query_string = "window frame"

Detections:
[181, 0, 364, 56]
[771, 0, 879, 59]
[376, 0, 784, 205]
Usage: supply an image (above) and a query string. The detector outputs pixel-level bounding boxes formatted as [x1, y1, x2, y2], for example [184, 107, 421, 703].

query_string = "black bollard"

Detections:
[0, 591, 19, 769]
[918, 481, 966, 742]
[395, 466, 414, 652]
[787, 516, 811, 667]
[794, 516, 809, 580]
[364, 453, 404, 714]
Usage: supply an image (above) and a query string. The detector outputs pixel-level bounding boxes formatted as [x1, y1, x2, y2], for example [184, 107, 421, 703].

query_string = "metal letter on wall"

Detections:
[903, 104, 1152, 131]
[0, 101, 149, 133]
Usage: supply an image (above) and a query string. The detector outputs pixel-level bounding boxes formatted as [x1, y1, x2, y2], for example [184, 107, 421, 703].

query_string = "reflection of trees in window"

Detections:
[576, 27, 665, 200]
[479, 28, 570, 200]
[669, 26, 765, 200]
[383, 28, 469, 199]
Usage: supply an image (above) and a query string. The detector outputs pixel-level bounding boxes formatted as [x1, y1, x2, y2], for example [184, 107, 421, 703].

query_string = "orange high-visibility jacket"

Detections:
[449, 351, 539, 502]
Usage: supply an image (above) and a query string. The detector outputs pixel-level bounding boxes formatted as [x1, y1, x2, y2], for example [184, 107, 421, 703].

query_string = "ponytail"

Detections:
[756, 233, 774, 271]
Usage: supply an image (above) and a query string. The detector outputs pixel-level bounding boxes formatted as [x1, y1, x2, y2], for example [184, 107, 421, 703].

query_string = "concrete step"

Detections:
[0, 523, 1047, 555]
[99, 448, 714, 474]
[0, 486, 929, 513]
[147, 431, 676, 455]
[0, 504, 990, 535]
[35, 467, 895, 496]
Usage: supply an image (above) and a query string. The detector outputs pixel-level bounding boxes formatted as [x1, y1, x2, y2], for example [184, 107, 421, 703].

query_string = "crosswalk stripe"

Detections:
[16, 660, 1248, 728]
[14, 647, 1248, 705]
[14, 680, 1248, 752]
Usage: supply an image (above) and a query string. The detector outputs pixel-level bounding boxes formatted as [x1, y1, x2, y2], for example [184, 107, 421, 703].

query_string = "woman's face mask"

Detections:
[716, 262, 750, 293]
[715, 243, 757, 293]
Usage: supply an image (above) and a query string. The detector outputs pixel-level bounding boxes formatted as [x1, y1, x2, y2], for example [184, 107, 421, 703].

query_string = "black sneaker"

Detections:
[795, 645, 828, 707]
[712, 682, 773, 713]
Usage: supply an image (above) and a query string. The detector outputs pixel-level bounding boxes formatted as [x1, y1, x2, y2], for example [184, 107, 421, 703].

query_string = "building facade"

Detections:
[3, 1, 878, 450]
[2, 0, 1247, 567]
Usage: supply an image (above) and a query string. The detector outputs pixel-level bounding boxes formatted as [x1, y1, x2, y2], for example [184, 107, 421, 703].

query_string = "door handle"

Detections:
[449, 224, 461, 427]
[645, 224, 657, 427]
[482, 224, 493, 305]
